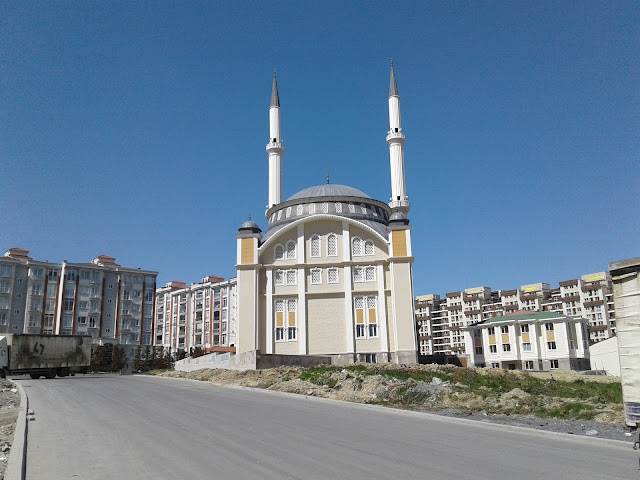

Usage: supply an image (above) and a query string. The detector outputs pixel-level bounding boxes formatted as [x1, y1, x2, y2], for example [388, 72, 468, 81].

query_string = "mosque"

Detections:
[235, 65, 417, 365]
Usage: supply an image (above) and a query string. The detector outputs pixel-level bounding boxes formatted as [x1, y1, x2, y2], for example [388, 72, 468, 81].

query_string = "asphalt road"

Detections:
[19, 374, 637, 480]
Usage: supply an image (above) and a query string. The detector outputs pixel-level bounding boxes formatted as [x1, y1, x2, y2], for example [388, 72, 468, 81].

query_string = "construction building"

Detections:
[154, 276, 237, 354]
[0, 247, 157, 345]
[464, 311, 590, 371]
[416, 271, 615, 356]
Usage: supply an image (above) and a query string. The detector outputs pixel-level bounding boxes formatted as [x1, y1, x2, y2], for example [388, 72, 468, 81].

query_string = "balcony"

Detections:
[589, 324, 608, 332]
[504, 303, 519, 311]
[464, 308, 481, 315]
[583, 299, 604, 308]
[582, 282, 603, 292]
[562, 294, 580, 303]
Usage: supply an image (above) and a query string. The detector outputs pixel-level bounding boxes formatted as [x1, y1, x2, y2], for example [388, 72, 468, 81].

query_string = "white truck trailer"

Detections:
[0, 334, 92, 379]
[609, 257, 640, 428]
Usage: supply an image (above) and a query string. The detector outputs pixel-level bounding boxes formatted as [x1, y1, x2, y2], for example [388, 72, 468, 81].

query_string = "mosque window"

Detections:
[296, 205, 304, 216]
[310, 235, 321, 257]
[354, 295, 378, 339]
[365, 266, 376, 282]
[309, 203, 316, 214]
[335, 203, 342, 213]
[353, 266, 364, 283]
[360, 204, 367, 214]
[274, 270, 284, 286]
[310, 268, 322, 285]
[322, 203, 329, 213]
[327, 268, 339, 284]
[274, 245, 284, 261]
[351, 237, 363, 256]
[277, 210, 282, 221]
[287, 299, 297, 340]
[275, 300, 285, 341]
[364, 240, 374, 256]
[286, 269, 297, 286]
[286, 241, 296, 259]
[327, 234, 338, 257]
[348, 204, 356, 213]
[286, 207, 292, 218]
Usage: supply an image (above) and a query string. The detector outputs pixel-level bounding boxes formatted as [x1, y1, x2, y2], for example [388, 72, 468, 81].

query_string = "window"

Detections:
[502, 344, 511, 352]
[547, 341, 557, 350]
[311, 269, 322, 285]
[78, 316, 87, 325]
[65, 271, 76, 282]
[47, 270, 58, 281]
[488, 327, 495, 335]
[63, 298, 74, 312]
[351, 237, 363, 256]
[286, 241, 296, 260]
[335, 203, 342, 213]
[275, 300, 285, 341]
[321, 203, 328, 213]
[500, 326, 509, 334]
[286, 270, 297, 286]
[365, 266, 375, 282]
[274, 245, 284, 261]
[327, 268, 338, 284]
[310, 235, 321, 257]
[525, 360, 534, 370]
[353, 267, 364, 283]
[89, 316, 96, 328]
[360, 204, 367, 214]
[522, 343, 531, 352]
[274, 270, 284, 286]
[359, 353, 377, 364]
[287, 299, 297, 340]
[80, 270, 90, 280]
[475, 346, 483, 354]
[286, 207, 292, 218]
[0, 312, 7, 325]
[277, 210, 282, 221]
[327, 234, 338, 256]
[354, 295, 378, 339]
[348, 204, 355, 213]
[296, 205, 304, 216]
[364, 240, 374, 256]
[520, 324, 529, 333]
[550, 359, 559, 369]
[309, 203, 316, 214]
[491, 362, 500, 369]
[545, 323, 554, 331]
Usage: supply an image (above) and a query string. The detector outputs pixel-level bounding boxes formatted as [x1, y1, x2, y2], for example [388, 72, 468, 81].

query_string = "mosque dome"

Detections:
[288, 184, 370, 201]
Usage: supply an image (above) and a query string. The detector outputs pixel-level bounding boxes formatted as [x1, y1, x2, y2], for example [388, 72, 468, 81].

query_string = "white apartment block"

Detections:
[0, 248, 157, 344]
[463, 311, 590, 371]
[416, 271, 615, 356]
[154, 276, 237, 354]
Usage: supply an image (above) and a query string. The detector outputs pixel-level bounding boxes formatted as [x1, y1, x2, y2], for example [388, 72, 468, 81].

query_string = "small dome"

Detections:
[288, 184, 370, 201]
[239, 220, 261, 232]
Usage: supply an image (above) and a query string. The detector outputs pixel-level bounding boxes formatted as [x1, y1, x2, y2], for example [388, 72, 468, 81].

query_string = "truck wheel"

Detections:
[45, 370, 55, 379]
[29, 373, 40, 380]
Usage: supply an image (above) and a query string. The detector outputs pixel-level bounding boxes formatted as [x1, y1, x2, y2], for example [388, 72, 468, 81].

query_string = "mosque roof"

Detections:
[287, 184, 370, 201]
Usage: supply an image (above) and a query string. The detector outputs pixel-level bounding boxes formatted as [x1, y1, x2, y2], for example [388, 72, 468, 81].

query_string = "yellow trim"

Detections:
[521, 332, 530, 343]
[546, 331, 555, 342]
[488, 335, 496, 345]
[240, 238, 254, 265]
[275, 312, 284, 328]
[391, 230, 407, 257]
[368, 308, 377, 324]
[355, 309, 364, 325]
[288, 311, 296, 327]
[501, 333, 510, 344]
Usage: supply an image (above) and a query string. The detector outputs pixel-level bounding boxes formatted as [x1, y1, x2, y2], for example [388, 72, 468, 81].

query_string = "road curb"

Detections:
[141, 373, 634, 449]
[5, 381, 27, 480]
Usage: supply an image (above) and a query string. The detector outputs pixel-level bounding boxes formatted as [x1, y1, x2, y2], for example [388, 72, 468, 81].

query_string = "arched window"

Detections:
[296, 204, 304, 216]
[364, 240, 374, 256]
[286, 241, 296, 259]
[274, 245, 284, 261]
[327, 234, 338, 257]
[352, 237, 363, 256]
[310, 235, 321, 257]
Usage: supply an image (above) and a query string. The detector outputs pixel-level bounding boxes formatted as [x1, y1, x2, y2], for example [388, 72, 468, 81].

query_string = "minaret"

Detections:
[386, 62, 409, 212]
[266, 73, 283, 208]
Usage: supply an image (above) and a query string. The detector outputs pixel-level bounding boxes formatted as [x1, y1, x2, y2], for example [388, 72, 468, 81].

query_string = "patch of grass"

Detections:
[535, 402, 597, 420]
[298, 365, 623, 403]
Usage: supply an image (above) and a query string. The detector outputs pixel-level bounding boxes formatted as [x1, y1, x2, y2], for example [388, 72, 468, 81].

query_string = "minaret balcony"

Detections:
[266, 141, 283, 152]
[386, 130, 405, 143]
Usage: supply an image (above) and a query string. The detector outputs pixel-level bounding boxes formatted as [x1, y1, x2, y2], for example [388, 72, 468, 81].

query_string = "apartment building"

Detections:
[463, 311, 590, 372]
[0, 248, 157, 344]
[416, 271, 615, 356]
[154, 276, 237, 353]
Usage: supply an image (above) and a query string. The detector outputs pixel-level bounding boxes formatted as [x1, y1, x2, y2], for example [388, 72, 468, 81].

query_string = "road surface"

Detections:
[20, 374, 637, 479]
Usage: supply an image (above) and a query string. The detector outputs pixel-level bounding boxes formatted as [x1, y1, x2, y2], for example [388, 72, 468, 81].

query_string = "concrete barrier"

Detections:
[174, 351, 331, 372]
[5, 381, 28, 480]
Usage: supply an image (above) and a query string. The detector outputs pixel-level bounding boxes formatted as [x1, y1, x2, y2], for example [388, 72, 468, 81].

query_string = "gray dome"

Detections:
[239, 220, 261, 231]
[288, 184, 370, 200]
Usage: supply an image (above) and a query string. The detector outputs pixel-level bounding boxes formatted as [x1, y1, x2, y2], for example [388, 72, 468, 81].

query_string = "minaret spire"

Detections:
[267, 72, 283, 208]
[386, 61, 409, 212]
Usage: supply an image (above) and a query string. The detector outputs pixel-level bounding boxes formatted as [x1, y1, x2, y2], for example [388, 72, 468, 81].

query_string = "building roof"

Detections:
[287, 184, 370, 201]
[270, 73, 280, 108]
[389, 62, 399, 97]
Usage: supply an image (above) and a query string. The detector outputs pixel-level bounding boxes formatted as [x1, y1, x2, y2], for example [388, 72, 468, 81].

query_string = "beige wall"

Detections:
[307, 295, 345, 354]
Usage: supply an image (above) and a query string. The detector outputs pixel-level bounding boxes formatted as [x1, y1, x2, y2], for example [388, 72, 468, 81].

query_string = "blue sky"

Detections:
[1, 1, 638, 293]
